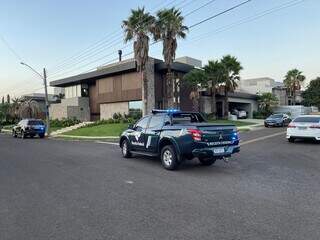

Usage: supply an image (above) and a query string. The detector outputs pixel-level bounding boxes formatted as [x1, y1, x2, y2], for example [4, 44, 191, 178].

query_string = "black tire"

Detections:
[264, 124, 269, 128]
[198, 157, 216, 166]
[161, 145, 179, 170]
[12, 130, 17, 138]
[21, 130, 25, 139]
[39, 133, 45, 139]
[121, 139, 132, 158]
[288, 137, 295, 143]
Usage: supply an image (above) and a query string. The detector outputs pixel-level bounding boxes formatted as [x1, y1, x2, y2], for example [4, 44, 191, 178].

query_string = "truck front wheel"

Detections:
[161, 145, 179, 170]
[198, 157, 216, 166]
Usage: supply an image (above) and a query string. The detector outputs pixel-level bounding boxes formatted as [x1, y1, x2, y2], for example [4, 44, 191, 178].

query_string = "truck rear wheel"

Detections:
[161, 145, 179, 170]
[198, 157, 216, 166]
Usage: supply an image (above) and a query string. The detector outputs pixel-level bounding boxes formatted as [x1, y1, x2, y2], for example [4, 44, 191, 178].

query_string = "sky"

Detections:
[0, 0, 319, 97]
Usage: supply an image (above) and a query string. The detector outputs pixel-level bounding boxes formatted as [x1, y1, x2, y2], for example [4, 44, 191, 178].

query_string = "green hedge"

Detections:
[50, 118, 81, 128]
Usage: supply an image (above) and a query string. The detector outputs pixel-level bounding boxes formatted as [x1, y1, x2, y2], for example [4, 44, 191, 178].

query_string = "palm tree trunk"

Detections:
[224, 88, 229, 119]
[211, 84, 217, 119]
[292, 89, 296, 105]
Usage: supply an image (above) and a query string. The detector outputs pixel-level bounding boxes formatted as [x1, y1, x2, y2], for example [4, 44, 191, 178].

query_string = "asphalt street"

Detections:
[0, 128, 319, 240]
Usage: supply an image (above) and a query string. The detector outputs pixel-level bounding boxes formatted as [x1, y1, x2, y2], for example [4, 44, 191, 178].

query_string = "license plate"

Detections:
[213, 147, 225, 154]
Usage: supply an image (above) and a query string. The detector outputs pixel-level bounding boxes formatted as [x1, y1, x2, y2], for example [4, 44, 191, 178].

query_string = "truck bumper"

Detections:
[192, 145, 240, 159]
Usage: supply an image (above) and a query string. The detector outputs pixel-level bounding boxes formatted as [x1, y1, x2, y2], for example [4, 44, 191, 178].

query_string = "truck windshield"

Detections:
[171, 113, 206, 124]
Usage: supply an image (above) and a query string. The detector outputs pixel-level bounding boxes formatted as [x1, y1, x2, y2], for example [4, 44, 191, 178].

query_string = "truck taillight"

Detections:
[310, 125, 320, 129]
[288, 123, 296, 128]
[187, 129, 202, 141]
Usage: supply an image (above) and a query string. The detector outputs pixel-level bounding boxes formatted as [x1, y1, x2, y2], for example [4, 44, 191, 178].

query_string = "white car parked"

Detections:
[287, 115, 320, 143]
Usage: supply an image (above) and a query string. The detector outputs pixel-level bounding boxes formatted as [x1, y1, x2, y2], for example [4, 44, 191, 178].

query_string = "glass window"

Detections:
[135, 117, 150, 131]
[28, 120, 44, 125]
[294, 117, 320, 123]
[148, 115, 163, 129]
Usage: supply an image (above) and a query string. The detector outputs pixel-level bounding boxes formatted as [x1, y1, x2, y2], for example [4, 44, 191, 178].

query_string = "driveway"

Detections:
[0, 128, 319, 240]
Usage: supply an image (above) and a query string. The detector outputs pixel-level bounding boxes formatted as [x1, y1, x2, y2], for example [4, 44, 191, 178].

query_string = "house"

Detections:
[49, 57, 196, 121]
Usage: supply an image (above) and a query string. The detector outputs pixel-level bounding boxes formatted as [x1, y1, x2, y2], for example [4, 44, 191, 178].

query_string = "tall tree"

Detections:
[122, 7, 155, 115]
[284, 69, 305, 105]
[1, 96, 4, 105]
[154, 8, 188, 108]
[302, 77, 320, 108]
[220, 55, 243, 119]
[183, 69, 208, 112]
[184, 60, 224, 118]
[257, 92, 279, 116]
[19, 99, 40, 119]
[204, 60, 224, 118]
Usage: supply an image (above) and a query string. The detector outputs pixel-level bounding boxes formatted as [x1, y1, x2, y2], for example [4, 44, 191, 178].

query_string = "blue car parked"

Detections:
[12, 119, 46, 139]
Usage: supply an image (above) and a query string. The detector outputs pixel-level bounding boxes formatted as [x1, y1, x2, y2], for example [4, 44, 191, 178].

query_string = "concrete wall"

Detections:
[49, 97, 90, 122]
[238, 78, 275, 94]
[100, 102, 129, 119]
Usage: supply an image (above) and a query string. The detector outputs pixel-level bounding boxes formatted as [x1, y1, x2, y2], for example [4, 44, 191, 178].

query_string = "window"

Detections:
[294, 117, 320, 123]
[28, 120, 44, 125]
[148, 115, 163, 129]
[135, 117, 150, 131]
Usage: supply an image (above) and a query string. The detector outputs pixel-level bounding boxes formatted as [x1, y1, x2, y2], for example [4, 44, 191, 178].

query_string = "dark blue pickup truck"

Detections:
[119, 110, 240, 170]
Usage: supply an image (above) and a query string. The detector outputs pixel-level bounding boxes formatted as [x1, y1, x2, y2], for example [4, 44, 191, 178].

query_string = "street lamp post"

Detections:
[20, 62, 50, 136]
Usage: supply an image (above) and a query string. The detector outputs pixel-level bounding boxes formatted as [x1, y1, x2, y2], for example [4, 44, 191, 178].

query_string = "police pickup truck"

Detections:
[119, 110, 240, 170]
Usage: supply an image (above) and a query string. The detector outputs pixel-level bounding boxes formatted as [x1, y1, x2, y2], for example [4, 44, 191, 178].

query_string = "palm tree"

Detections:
[284, 69, 305, 105]
[257, 92, 279, 116]
[9, 97, 21, 120]
[220, 55, 243, 119]
[204, 60, 224, 119]
[122, 7, 155, 115]
[154, 8, 188, 108]
[19, 99, 41, 119]
[183, 69, 208, 111]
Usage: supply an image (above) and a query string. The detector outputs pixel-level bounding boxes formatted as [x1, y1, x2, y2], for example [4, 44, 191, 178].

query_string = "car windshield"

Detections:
[171, 113, 206, 124]
[28, 120, 44, 125]
[293, 117, 320, 123]
[269, 114, 283, 118]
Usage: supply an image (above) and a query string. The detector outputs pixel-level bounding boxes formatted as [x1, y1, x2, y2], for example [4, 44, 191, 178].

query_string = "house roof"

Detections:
[50, 57, 195, 87]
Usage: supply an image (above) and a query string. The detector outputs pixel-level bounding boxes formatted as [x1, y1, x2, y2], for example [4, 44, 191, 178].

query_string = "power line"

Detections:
[184, 0, 217, 17]
[0, 35, 23, 61]
[189, 0, 252, 29]
[47, 0, 181, 73]
[189, 0, 305, 42]
[47, 0, 195, 79]
[50, 0, 251, 80]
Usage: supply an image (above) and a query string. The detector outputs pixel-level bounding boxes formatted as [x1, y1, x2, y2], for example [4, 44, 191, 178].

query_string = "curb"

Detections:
[52, 134, 119, 139]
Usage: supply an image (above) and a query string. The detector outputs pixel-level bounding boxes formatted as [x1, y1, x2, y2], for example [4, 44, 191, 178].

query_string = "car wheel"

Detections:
[198, 157, 216, 166]
[121, 139, 132, 158]
[12, 130, 17, 138]
[288, 137, 295, 143]
[264, 124, 269, 128]
[39, 133, 45, 139]
[21, 130, 25, 139]
[161, 145, 179, 170]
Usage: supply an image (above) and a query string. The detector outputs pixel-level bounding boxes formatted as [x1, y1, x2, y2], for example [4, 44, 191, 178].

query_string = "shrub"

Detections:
[50, 118, 81, 128]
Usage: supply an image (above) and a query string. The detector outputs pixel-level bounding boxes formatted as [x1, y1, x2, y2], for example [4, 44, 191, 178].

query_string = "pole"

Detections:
[43, 68, 50, 136]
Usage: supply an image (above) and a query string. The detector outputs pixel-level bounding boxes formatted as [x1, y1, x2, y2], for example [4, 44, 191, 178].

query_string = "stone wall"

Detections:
[100, 102, 129, 119]
[49, 97, 90, 122]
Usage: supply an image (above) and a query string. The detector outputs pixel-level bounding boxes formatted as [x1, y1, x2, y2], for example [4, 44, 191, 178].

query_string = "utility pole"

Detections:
[20, 62, 50, 136]
[43, 68, 50, 136]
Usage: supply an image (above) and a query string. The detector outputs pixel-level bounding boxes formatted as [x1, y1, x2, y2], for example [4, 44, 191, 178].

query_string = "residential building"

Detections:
[49, 57, 196, 121]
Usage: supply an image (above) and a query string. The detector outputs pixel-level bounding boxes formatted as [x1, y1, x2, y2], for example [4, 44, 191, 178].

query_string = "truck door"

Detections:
[144, 114, 164, 153]
[128, 116, 150, 151]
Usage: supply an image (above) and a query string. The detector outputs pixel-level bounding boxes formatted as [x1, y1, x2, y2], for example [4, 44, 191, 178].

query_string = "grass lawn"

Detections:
[49, 126, 63, 133]
[64, 123, 128, 137]
[63, 120, 255, 137]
